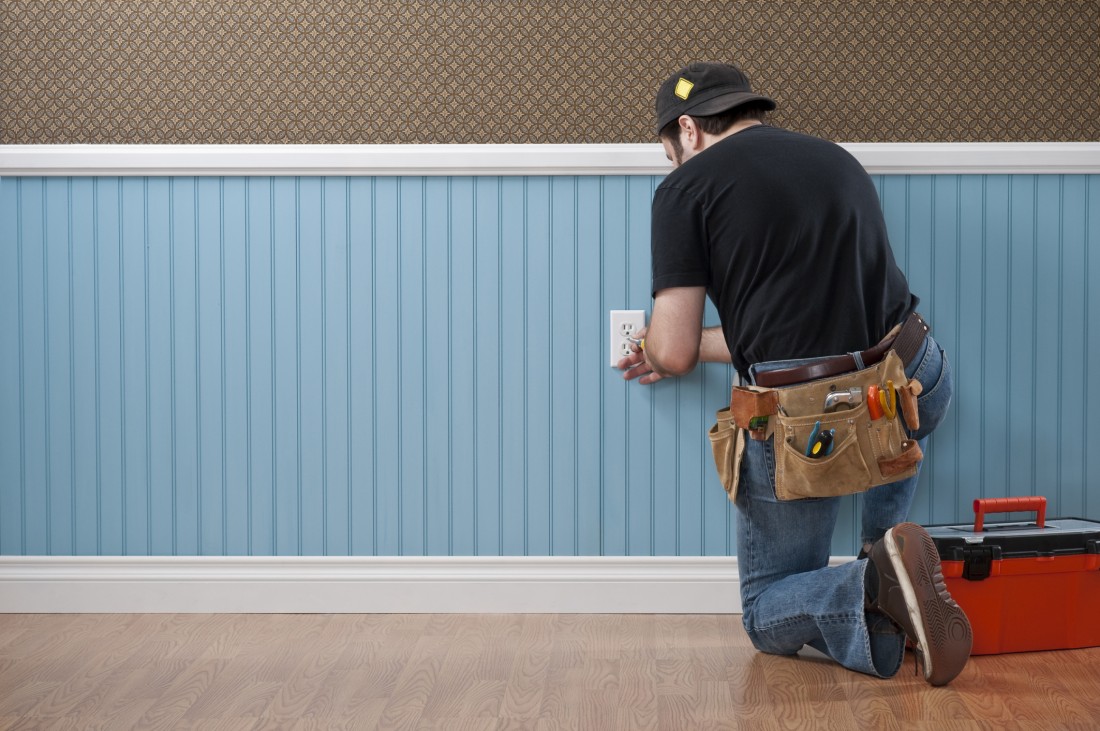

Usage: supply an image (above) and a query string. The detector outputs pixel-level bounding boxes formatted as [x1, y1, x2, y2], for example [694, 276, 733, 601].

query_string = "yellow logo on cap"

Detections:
[674, 77, 694, 100]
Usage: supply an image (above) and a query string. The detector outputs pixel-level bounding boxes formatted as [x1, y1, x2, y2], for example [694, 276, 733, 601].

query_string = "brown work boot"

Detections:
[868, 522, 972, 686]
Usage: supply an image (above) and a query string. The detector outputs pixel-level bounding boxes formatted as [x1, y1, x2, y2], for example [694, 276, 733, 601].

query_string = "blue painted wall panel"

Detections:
[498, 177, 527, 556]
[19, 180, 48, 555]
[2, 173, 1098, 556]
[1087, 178, 1100, 520]
[1059, 177, 1088, 518]
[69, 179, 99, 556]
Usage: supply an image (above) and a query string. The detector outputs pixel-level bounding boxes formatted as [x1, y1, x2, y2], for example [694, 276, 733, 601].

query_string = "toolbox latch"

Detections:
[960, 546, 998, 581]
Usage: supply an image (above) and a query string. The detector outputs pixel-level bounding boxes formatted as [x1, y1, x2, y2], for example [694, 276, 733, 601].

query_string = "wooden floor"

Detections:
[1, 614, 1098, 730]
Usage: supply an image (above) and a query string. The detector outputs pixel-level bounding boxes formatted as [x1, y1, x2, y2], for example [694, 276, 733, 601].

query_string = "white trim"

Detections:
[0, 144, 668, 177]
[0, 556, 753, 614]
[2, 143, 1099, 177]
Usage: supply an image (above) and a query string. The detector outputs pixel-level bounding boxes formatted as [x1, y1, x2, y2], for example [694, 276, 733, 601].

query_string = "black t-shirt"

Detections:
[651, 124, 917, 377]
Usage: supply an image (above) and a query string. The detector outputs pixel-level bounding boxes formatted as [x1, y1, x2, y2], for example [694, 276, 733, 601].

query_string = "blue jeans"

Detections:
[737, 333, 953, 677]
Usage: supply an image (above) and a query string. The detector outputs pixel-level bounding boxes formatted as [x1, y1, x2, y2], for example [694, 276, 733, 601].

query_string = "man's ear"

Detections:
[678, 115, 704, 152]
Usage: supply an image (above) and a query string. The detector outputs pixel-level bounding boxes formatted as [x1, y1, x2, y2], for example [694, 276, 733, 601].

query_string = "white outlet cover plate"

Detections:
[610, 310, 646, 366]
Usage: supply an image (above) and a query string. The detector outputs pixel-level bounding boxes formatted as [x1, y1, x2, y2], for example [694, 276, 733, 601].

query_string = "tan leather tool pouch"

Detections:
[709, 350, 924, 502]
[708, 407, 746, 503]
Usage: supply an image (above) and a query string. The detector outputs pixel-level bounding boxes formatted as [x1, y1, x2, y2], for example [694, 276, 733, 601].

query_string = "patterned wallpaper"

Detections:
[2, 1, 1098, 144]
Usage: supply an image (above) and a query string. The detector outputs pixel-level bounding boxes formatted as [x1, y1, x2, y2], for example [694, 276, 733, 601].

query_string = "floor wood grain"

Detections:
[1, 614, 1098, 730]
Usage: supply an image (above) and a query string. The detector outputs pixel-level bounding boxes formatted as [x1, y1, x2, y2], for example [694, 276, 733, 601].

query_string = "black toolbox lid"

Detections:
[924, 517, 1100, 561]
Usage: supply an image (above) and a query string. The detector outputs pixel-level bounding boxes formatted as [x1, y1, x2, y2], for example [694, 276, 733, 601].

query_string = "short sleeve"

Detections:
[651, 185, 710, 297]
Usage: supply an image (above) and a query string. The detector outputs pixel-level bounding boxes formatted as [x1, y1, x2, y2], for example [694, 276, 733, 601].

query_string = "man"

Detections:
[617, 62, 971, 685]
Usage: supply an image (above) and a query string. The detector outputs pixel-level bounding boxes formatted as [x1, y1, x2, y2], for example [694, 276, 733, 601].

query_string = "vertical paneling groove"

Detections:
[1005, 177, 1014, 500]
[117, 178, 127, 555]
[1032, 179, 1039, 500]
[522, 178, 528, 556]
[396, 180, 402, 555]
[345, 177, 353, 556]
[370, 178, 377, 556]
[92, 180, 101, 554]
[979, 177, 988, 501]
[576, 178, 585, 554]
[193, 180, 202, 553]
[1087, 175, 1094, 516]
[219, 179, 227, 553]
[1051, 175, 1060, 507]
[643, 179, 653, 553]
[143, 179, 152, 554]
[446, 179, 453, 556]
[245, 180, 253, 554]
[624, 178, 633, 554]
[1086, 177, 1093, 516]
[320, 181, 328, 554]
[269, 180, 277, 554]
[497, 177, 505, 556]
[598, 177, 605, 556]
[420, 176, 429, 554]
[472, 179, 480, 555]
[17, 181, 26, 554]
[294, 179, 302, 555]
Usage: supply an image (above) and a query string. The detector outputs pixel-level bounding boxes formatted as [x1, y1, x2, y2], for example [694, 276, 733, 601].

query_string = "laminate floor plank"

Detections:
[373, 634, 447, 729]
[250, 626, 347, 722]
[23, 647, 135, 719]
[131, 659, 229, 731]
[498, 614, 554, 724]
[616, 656, 659, 730]
[2, 614, 1100, 730]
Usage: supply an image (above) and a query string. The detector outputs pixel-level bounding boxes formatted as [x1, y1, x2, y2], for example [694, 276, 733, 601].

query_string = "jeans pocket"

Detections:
[911, 346, 953, 441]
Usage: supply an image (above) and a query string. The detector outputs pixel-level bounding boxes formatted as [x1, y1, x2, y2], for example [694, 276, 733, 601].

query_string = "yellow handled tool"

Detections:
[879, 380, 897, 420]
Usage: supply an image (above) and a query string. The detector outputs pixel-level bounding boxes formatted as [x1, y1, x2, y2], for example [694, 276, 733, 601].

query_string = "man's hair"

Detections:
[659, 101, 770, 159]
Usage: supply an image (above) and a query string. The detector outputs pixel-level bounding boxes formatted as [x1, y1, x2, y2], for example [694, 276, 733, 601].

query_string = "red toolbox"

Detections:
[924, 497, 1100, 655]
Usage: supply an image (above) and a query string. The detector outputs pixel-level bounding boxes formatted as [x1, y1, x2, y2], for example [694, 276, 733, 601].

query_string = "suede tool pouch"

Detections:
[752, 350, 922, 501]
[708, 407, 746, 503]
[712, 349, 928, 499]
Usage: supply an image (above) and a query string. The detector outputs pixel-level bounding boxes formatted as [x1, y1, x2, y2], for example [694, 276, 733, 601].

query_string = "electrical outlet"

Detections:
[610, 310, 646, 366]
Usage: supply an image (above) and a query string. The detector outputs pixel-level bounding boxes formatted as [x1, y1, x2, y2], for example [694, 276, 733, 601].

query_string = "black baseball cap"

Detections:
[654, 62, 776, 135]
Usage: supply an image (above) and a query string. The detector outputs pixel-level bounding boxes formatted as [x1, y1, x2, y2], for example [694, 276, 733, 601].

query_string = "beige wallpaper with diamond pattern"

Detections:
[2, 1, 1098, 144]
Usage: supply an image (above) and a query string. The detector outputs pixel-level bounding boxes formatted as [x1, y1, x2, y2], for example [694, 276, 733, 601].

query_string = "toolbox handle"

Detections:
[973, 496, 1046, 532]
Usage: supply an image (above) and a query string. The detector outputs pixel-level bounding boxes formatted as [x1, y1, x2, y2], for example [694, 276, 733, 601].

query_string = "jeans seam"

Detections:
[908, 336, 933, 381]
[916, 348, 949, 406]
[751, 613, 862, 633]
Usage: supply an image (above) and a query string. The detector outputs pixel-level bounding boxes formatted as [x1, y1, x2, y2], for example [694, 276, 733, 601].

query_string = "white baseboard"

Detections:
[0, 555, 854, 614]
[0, 556, 733, 614]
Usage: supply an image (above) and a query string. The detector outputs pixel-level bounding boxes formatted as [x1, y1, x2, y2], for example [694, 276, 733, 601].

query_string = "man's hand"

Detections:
[615, 327, 666, 385]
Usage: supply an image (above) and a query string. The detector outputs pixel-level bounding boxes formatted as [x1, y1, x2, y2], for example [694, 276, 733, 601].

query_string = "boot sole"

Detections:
[884, 523, 972, 686]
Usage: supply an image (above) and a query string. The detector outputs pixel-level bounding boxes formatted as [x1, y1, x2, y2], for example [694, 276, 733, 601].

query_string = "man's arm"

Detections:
[699, 326, 733, 363]
[617, 287, 731, 384]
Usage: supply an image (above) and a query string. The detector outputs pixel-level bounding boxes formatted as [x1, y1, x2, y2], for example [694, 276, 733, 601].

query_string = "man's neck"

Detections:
[704, 119, 763, 148]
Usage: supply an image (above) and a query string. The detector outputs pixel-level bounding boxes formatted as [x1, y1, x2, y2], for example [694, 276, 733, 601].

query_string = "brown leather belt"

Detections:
[752, 312, 930, 388]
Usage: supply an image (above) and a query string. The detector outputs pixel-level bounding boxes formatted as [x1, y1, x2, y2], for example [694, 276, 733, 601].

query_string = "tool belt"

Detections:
[709, 313, 929, 502]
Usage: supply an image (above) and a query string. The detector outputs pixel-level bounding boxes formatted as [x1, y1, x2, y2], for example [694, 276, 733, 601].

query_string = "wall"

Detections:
[3, 163, 1099, 558]
[3, 1, 1099, 144]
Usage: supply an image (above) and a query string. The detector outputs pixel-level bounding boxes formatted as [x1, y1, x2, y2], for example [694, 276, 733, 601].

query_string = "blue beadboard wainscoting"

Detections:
[3, 161, 1099, 562]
